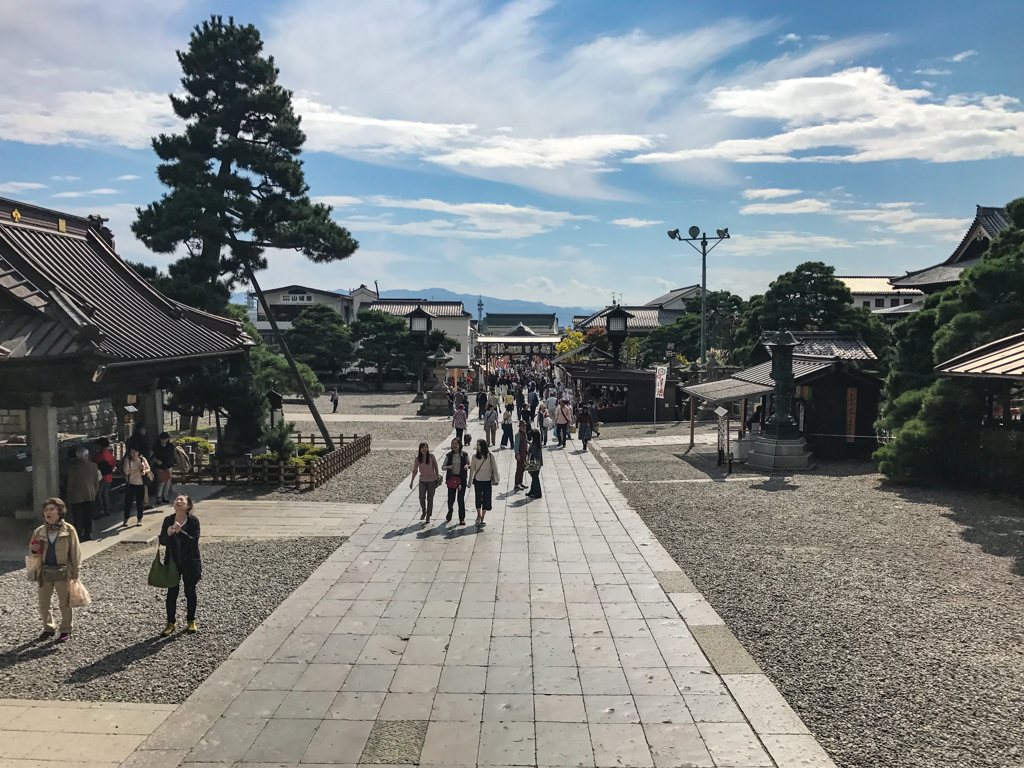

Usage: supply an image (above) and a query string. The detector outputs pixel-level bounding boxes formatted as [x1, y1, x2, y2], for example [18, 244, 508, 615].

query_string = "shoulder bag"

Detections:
[147, 543, 180, 589]
[489, 454, 500, 485]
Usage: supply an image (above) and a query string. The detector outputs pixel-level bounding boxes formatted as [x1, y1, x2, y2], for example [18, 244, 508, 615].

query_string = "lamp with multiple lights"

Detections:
[666, 225, 730, 367]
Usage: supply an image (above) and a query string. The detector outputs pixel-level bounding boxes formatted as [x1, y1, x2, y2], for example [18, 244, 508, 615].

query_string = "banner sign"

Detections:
[655, 366, 668, 399]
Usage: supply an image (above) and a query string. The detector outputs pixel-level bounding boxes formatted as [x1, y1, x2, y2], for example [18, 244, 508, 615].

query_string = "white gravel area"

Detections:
[302, 392, 422, 416]
[288, 419, 453, 445]
[597, 445, 1024, 768]
[0, 537, 344, 704]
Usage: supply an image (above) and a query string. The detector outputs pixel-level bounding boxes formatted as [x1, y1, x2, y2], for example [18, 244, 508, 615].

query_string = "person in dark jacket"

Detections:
[476, 390, 487, 421]
[442, 438, 469, 524]
[526, 429, 544, 499]
[159, 495, 201, 636]
[151, 432, 176, 504]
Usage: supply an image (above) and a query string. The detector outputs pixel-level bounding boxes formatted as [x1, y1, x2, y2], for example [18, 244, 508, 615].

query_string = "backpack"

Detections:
[173, 445, 192, 472]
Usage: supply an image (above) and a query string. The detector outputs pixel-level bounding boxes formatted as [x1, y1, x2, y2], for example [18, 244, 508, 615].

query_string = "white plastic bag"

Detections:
[68, 578, 92, 607]
[25, 554, 40, 582]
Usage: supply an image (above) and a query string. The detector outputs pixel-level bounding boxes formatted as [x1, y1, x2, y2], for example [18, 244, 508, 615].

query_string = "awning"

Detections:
[935, 331, 1024, 380]
[678, 378, 772, 405]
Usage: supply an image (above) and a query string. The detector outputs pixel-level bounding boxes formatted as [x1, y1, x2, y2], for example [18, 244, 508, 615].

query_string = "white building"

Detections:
[246, 283, 379, 337]
[837, 277, 923, 313]
[366, 299, 474, 369]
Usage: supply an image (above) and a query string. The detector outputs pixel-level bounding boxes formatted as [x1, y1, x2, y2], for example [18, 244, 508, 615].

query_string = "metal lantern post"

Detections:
[407, 307, 432, 395]
[667, 225, 731, 367]
[762, 323, 800, 440]
[605, 305, 632, 369]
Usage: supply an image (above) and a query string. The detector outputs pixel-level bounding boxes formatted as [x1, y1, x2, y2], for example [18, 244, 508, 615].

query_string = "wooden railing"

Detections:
[181, 434, 371, 489]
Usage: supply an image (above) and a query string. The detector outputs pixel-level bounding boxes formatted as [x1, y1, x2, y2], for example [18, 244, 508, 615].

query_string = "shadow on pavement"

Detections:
[66, 633, 186, 684]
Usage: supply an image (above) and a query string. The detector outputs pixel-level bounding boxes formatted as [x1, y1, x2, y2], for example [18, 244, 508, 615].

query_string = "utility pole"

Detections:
[667, 226, 731, 367]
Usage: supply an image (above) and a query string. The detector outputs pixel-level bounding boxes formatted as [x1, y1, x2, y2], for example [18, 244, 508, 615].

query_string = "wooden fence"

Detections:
[181, 434, 371, 489]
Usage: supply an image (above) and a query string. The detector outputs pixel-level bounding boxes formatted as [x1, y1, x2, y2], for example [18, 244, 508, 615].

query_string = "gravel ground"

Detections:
[301, 392, 422, 416]
[596, 444, 1024, 768]
[212, 449, 414, 505]
[592, 421, 721, 440]
[287, 419, 454, 444]
[0, 537, 344, 704]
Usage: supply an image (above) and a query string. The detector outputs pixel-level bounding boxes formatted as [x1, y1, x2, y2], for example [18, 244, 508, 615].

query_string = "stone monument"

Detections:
[418, 345, 454, 416]
[747, 322, 814, 470]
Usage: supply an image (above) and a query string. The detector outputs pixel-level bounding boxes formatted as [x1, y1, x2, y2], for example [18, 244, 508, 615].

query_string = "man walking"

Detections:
[555, 399, 573, 448]
[513, 420, 529, 491]
[330, 388, 339, 413]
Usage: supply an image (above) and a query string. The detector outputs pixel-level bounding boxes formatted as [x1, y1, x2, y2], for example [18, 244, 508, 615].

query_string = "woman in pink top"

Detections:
[452, 404, 468, 444]
[409, 442, 441, 523]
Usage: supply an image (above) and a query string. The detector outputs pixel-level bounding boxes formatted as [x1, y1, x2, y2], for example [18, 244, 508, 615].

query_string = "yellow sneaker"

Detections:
[160, 623, 176, 637]
[186, 621, 198, 634]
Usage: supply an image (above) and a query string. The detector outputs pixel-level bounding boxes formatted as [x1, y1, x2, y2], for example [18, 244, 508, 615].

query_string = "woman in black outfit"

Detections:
[159, 494, 201, 636]
[442, 438, 469, 524]
[526, 429, 544, 499]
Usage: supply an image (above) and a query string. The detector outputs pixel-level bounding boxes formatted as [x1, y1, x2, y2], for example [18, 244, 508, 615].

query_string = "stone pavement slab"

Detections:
[120, 433, 837, 768]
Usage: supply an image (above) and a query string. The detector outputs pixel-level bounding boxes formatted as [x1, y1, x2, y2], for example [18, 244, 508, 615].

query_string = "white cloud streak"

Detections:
[0, 181, 47, 194]
[52, 188, 118, 198]
[740, 188, 802, 199]
[739, 199, 831, 215]
[611, 218, 664, 228]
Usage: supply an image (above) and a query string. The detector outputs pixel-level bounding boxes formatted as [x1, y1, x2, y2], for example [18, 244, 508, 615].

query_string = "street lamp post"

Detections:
[605, 305, 633, 369]
[667, 225, 730, 367]
[407, 307, 432, 396]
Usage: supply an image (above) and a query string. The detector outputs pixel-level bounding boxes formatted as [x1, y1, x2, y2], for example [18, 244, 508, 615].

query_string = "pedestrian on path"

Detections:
[30, 497, 81, 643]
[484, 405, 499, 446]
[122, 448, 151, 526]
[500, 406, 515, 449]
[546, 391, 557, 419]
[452, 403, 468, 443]
[513, 420, 529, 491]
[487, 389, 499, 413]
[160, 495, 202, 636]
[67, 446, 100, 542]
[91, 437, 115, 517]
[152, 432, 176, 504]
[442, 438, 469, 525]
[554, 399, 573, 448]
[468, 439, 500, 526]
[330, 388, 339, 413]
[476, 390, 487, 420]
[526, 429, 543, 499]
[576, 405, 594, 452]
[537, 403, 550, 446]
[409, 442, 441, 522]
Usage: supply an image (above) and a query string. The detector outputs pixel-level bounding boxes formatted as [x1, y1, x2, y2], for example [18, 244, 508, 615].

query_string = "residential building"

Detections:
[837, 276, 923, 312]
[246, 283, 378, 337]
[366, 299, 473, 369]
[572, 285, 702, 335]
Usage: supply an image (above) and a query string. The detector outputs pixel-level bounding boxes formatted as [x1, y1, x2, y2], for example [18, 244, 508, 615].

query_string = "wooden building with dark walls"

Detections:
[0, 197, 252, 512]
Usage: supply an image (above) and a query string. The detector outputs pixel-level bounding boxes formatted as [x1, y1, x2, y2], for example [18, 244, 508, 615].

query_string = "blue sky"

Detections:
[2, 0, 1023, 305]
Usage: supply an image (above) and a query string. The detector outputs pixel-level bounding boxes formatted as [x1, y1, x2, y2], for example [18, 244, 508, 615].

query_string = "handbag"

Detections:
[525, 459, 541, 472]
[147, 545, 180, 589]
[446, 475, 461, 489]
[157, 469, 172, 483]
[41, 565, 68, 582]
[489, 454, 500, 485]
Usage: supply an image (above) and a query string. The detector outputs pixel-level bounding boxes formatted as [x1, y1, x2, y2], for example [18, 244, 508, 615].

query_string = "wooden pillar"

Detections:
[139, 384, 164, 434]
[28, 393, 59, 512]
[739, 398, 747, 439]
[689, 394, 696, 449]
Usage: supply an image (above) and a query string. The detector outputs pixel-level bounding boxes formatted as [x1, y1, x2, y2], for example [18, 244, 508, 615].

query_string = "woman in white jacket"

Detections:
[467, 439, 500, 526]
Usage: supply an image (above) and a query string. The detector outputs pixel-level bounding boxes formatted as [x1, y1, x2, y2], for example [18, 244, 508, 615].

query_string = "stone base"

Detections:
[746, 436, 814, 470]
[418, 391, 451, 416]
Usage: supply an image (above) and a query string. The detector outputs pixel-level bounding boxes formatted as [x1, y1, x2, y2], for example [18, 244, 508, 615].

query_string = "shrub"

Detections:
[175, 436, 214, 455]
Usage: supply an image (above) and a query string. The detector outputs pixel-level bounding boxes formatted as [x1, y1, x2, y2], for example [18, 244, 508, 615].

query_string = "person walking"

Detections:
[330, 388, 339, 413]
[576, 405, 594, 452]
[91, 437, 115, 518]
[160, 495, 202, 636]
[442, 438, 469, 525]
[476, 390, 487, 421]
[500, 406, 515, 449]
[537, 403, 550, 446]
[467, 439, 500, 526]
[513, 420, 529, 491]
[30, 498, 82, 642]
[122, 447, 151, 526]
[66, 447, 100, 542]
[526, 429, 544, 499]
[484, 405, 499, 446]
[554, 399, 573, 448]
[152, 432, 176, 504]
[453, 403, 468, 444]
[409, 442, 441, 523]
[546, 391, 557, 421]
[486, 389, 499, 414]
[528, 389, 539, 422]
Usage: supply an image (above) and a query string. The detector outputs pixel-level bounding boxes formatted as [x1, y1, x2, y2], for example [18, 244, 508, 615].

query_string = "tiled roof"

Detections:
[574, 306, 686, 331]
[482, 314, 558, 334]
[734, 359, 833, 387]
[644, 285, 702, 307]
[875, 300, 925, 316]
[936, 330, 1024, 379]
[367, 299, 471, 318]
[679, 377, 772, 405]
[838, 276, 923, 296]
[0, 210, 251, 363]
[760, 332, 877, 361]
[891, 259, 981, 289]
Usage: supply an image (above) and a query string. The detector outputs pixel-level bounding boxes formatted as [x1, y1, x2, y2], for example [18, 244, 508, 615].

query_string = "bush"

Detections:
[175, 436, 214, 455]
[262, 421, 296, 460]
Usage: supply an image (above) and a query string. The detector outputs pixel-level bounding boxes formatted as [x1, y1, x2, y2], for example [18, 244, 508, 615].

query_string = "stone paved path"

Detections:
[123, 436, 836, 768]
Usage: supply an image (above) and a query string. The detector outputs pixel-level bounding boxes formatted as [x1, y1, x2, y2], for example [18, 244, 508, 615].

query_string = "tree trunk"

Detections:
[245, 265, 335, 451]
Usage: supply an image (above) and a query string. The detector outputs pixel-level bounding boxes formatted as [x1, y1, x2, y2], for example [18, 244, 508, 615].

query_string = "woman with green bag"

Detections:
[158, 495, 202, 636]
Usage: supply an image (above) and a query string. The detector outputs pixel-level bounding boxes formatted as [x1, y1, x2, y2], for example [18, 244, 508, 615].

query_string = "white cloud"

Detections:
[313, 195, 363, 208]
[0, 181, 47, 194]
[115, 174, 140, 180]
[629, 67, 1024, 165]
[739, 199, 831, 215]
[335, 196, 591, 239]
[727, 231, 897, 256]
[841, 202, 970, 234]
[426, 134, 654, 170]
[914, 68, 952, 76]
[740, 188, 802, 199]
[52, 188, 118, 198]
[50, 175, 79, 182]
[777, 33, 801, 44]
[946, 50, 977, 63]
[611, 218, 664, 228]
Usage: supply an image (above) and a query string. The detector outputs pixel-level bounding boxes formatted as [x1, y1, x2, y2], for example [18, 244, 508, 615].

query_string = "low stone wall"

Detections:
[57, 399, 117, 436]
[0, 410, 26, 441]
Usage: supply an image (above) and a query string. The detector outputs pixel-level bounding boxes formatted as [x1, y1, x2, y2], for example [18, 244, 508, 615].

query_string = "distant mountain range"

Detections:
[232, 287, 601, 328]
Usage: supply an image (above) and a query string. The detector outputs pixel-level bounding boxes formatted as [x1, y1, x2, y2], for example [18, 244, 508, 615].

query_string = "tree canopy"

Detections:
[285, 304, 354, 376]
[874, 197, 1024, 493]
[131, 15, 358, 313]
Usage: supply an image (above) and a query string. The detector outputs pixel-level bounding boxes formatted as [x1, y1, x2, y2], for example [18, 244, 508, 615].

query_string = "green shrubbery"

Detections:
[175, 436, 214, 455]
